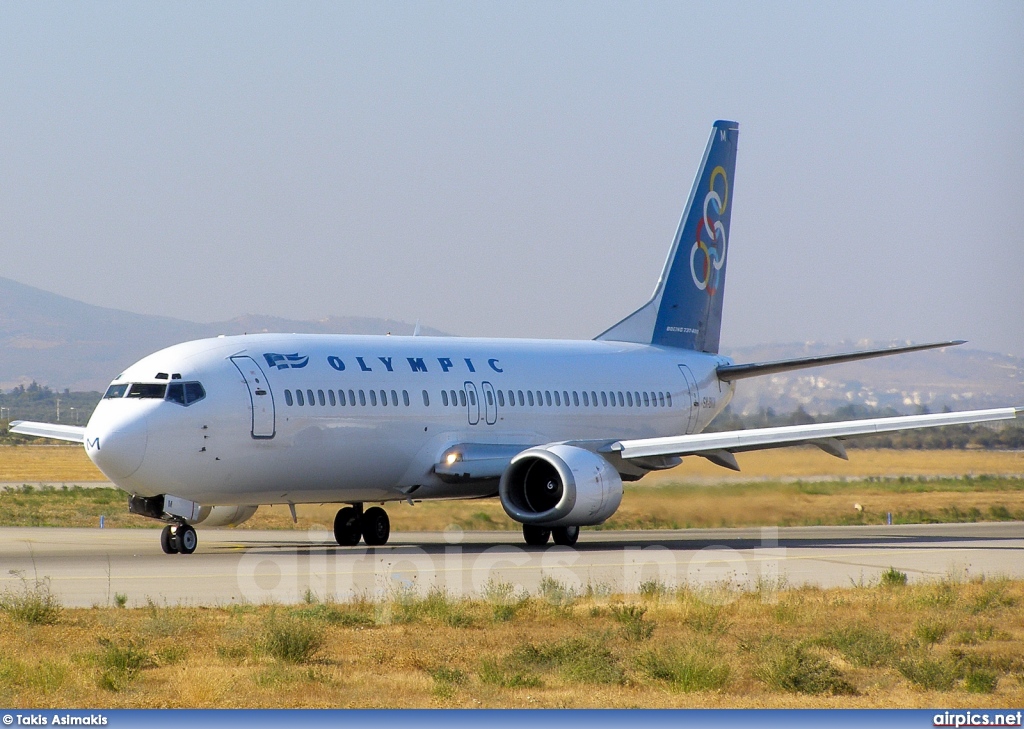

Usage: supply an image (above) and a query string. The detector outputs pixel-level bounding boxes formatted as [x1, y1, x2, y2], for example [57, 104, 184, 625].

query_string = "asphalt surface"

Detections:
[0, 523, 1020, 607]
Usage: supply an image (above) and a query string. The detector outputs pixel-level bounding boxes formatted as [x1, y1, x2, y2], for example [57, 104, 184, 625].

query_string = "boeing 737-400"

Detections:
[12, 120, 1021, 554]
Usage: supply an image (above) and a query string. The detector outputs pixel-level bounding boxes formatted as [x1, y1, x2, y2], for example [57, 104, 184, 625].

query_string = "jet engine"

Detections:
[498, 444, 623, 527]
[194, 505, 259, 527]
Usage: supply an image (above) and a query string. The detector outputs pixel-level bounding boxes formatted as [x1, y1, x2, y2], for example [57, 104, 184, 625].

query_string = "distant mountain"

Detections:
[721, 341, 1023, 415]
[0, 277, 447, 391]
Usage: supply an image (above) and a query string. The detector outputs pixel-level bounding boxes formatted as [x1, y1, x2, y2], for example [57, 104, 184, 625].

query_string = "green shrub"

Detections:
[610, 603, 655, 642]
[0, 576, 61, 625]
[637, 647, 730, 692]
[964, 669, 998, 694]
[898, 655, 960, 691]
[511, 636, 623, 685]
[914, 620, 949, 646]
[880, 567, 908, 588]
[818, 625, 899, 667]
[756, 643, 857, 695]
[262, 614, 322, 664]
[479, 659, 543, 688]
[95, 639, 154, 692]
[427, 666, 467, 699]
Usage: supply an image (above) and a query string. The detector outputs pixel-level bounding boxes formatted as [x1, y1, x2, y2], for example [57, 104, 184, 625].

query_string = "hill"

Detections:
[0, 277, 446, 391]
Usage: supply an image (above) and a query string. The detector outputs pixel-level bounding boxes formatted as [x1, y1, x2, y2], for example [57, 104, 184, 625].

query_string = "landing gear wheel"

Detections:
[552, 526, 580, 546]
[334, 506, 363, 546]
[175, 524, 197, 554]
[361, 507, 391, 546]
[522, 524, 551, 546]
[160, 525, 179, 554]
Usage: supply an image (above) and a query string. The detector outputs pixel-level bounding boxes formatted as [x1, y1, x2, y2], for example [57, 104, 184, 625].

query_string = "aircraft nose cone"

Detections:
[86, 413, 149, 481]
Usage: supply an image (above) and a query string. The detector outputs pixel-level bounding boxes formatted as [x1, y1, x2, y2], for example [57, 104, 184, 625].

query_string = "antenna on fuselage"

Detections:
[413, 320, 421, 336]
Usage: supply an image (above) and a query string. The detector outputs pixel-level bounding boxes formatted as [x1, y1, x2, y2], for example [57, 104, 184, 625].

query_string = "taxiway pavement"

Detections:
[0, 523, 1020, 607]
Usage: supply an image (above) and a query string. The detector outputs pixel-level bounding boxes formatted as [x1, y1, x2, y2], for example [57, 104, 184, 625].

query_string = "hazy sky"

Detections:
[2, 2, 1022, 355]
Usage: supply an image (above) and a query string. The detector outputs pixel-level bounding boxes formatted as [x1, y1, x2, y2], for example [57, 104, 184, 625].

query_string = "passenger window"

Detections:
[422, 390, 429, 407]
[487, 390, 494, 406]
[553, 391, 561, 406]
[550, 391, 557, 406]
[305, 389, 314, 406]
[283, 389, 293, 407]
[573, 391, 579, 406]
[601, 392, 608, 407]
[626, 392, 633, 407]
[358, 390, 366, 406]
[403, 390, 410, 406]
[643, 392, 650, 406]
[563, 391, 569, 407]
[666, 392, 673, 407]
[339, 390, 347, 406]
[450, 390, 458, 407]
[459, 390, 467, 407]
[582, 391, 589, 406]
[392, 390, 399, 407]
[318, 390, 326, 406]
[591, 391, 598, 407]
[184, 382, 206, 405]
[442, 390, 449, 407]
[297, 390, 305, 406]
[536, 391, 543, 406]
[649, 391, 656, 406]
[380, 390, 387, 406]
[528, 391, 535, 406]
[618, 392, 625, 407]
[127, 383, 167, 399]
[635, 391, 641, 407]
[328, 390, 336, 406]
[469, 390, 476, 406]
[518, 390, 525, 406]
[659, 392, 666, 407]
[348, 389, 356, 406]
[370, 390, 378, 406]
[103, 384, 129, 399]
[167, 383, 186, 405]
[497, 390, 505, 407]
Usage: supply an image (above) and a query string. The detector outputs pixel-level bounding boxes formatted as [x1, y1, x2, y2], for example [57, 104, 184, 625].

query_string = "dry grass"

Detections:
[1, 446, 1023, 531]
[0, 446, 107, 482]
[2, 445, 1023, 486]
[1, 577, 1022, 708]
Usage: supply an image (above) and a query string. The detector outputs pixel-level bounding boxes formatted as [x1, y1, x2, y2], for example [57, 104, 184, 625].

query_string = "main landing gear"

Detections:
[160, 523, 197, 555]
[334, 504, 391, 547]
[522, 524, 580, 547]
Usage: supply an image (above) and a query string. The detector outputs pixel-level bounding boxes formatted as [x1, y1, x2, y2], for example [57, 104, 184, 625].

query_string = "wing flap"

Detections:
[9, 420, 87, 443]
[612, 407, 1021, 461]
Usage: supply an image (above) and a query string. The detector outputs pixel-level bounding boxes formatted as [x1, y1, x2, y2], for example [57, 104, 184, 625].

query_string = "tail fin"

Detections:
[596, 120, 738, 352]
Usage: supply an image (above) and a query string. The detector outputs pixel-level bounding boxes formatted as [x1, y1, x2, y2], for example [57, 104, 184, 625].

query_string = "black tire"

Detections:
[552, 525, 580, 546]
[522, 524, 551, 546]
[160, 525, 178, 554]
[175, 524, 197, 554]
[334, 506, 363, 546]
[361, 506, 391, 546]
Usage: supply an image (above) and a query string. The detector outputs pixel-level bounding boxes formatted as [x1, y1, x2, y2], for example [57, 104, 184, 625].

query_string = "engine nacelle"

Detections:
[499, 444, 623, 527]
[193, 505, 259, 527]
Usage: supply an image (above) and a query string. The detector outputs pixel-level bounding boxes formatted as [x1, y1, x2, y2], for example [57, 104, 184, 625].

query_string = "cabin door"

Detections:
[231, 356, 276, 438]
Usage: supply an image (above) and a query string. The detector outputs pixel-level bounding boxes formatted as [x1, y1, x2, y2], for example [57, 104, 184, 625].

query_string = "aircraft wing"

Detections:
[609, 407, 1022, 471]
[8, 420, 86, 443]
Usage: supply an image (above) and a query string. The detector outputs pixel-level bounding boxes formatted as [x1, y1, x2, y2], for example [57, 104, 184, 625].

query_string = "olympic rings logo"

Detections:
[689, 165, 728, 295]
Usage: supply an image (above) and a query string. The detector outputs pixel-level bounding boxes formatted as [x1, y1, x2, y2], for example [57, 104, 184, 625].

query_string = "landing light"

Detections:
[445, 453, 459, 465]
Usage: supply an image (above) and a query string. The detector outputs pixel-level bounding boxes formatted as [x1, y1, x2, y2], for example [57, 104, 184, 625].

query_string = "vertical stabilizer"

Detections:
[596, 120, 738, 352]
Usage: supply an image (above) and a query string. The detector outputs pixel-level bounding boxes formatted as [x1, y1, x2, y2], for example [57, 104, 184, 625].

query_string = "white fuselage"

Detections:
[84, 334, 734, 506]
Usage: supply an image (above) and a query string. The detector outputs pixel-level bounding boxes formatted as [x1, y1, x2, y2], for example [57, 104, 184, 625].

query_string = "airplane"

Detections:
[11, 120, 1020, 555]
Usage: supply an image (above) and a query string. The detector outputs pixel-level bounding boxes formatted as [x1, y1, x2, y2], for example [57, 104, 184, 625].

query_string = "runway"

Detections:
[0, 523, 1020, 607]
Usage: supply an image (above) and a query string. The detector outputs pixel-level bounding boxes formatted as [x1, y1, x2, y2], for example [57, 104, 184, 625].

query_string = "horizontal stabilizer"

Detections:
[717, 340, 965, 382]
[611, 407, 1021, 463]
[9, 420, 86, 443]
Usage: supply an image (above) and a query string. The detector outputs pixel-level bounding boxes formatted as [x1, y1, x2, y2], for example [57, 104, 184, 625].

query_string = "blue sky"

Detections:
[2, 1, 1022, 354]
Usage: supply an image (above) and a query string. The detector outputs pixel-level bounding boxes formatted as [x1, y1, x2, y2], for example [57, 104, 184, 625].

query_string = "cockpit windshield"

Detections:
[103, 384, 129, 399]
[103, 381, 206, 406]
[127, 383, 167, 399]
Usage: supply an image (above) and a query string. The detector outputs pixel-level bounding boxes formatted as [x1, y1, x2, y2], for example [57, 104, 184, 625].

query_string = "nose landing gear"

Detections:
[160, 523, 198, 554]
[333, 504, 391, 546]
